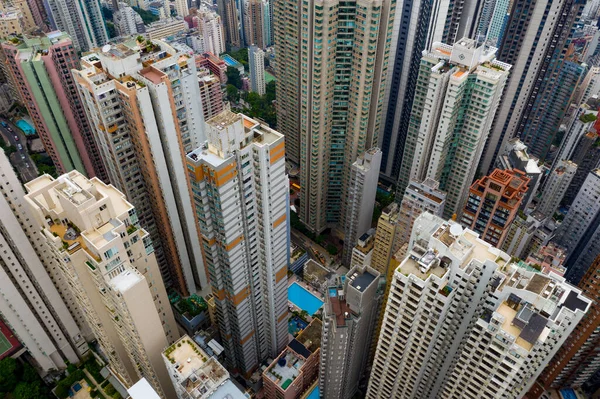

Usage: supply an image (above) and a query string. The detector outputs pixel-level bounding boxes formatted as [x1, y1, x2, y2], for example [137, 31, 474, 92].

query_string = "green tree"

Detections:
[0, 358, 19, 392]
[226, 84, 239, 102]
[21, 363, 39, 383]
[54, 382, 70, 399]
[13, 382, 44, 399]
[132, 7, 159, 24]
[106, 21, 117, 38]
[226, 67, 242, 89]
[326, 244, 338, 255]
[228, 48, 248, 69]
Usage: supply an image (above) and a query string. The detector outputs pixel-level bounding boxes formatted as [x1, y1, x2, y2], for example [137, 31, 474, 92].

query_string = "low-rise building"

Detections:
[263, 319, 322, 399]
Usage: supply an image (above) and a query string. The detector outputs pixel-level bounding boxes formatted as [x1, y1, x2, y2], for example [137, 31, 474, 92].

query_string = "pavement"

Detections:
[0, 118, 38, 182]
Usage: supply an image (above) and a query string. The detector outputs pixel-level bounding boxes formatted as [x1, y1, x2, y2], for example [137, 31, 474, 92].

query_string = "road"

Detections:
[0, 118, 38, 182]
[290, 229, 335, 267]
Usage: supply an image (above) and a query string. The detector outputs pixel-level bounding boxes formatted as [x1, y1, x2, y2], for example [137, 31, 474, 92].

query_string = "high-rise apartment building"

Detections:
[396, 178, 446, 247]
[274, 0, 395, 233]
[217, 0, 241, 48]
[263, 319, 322, 399]
[46, 0, 108, 51]
[559, 174, 600, 285]
[0, 150, 89, 374]
[320, 265, 381, 399]
[73, 40, 207, 294]
[196, 6, 225, 56]
[461, 169, 530, 247]
[163, 335, 248, 399]
[186, 110, 289, 375]
[24, 171, 178, 397]
[199, 74, 225, 119]
[114, 3, 145, 36]
[396, 39, 511, 218]
[350, 229, 375, 269]
[478, 0, 510, 45]
[244, 0, 265, 48]
[341, 148, 381, 266]
[555, 169, 600, 282]
[174, 0, 189, 17]
[526, 255, 600, 398]
[537, 160, 577, 217]
[478, 0, 586, 173]
[563, 130, 600, 208]
[370, 203, 400, 275]
[367, 213, 590, 399]
[248, 45, 265, 95]
[2, 32, 107, 179]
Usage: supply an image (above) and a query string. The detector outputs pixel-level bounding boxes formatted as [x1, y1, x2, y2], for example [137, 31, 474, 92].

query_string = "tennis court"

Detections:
[0, 332, 12, 356]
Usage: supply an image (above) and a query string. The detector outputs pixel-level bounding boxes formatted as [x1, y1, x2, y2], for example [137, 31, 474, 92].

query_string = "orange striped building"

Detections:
[187, 110, 289, 375]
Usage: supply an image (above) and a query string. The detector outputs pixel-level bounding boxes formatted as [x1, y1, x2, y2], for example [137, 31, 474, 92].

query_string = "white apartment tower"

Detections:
[197, 6, 225, 56]
[396, 38, 511, 218]
[0, 150, 89, 373]
[174, 0, 189, 17]
[186, 110, 289, 376]
[537, 160, 577, 217]
[341, 148, 382, 265]
[320, 264, 381, 399]
[249, 45, 265, 95]
[73, 40, 207, 294]
[367, 213, 589, 398]
[24, 171, 178, 398]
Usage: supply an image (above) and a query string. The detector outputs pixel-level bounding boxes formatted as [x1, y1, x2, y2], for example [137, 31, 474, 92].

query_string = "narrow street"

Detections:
[0, 118, 38, 182]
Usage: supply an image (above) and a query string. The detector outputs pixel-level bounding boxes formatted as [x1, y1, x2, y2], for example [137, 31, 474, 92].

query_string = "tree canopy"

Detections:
[226, 67, 243, 89]
[241, 81, 276, 127]
[132, 6, 159, 24]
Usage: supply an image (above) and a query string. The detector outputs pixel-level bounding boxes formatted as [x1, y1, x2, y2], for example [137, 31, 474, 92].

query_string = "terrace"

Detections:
[163, 337, 228, 397]
[265, 351, 304, 390]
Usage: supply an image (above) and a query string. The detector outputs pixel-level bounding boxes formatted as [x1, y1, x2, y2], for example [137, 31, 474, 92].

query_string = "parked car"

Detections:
[17, 144, 22, 150]
[1, 121, 7, 127]
[14, 135, 18, 141]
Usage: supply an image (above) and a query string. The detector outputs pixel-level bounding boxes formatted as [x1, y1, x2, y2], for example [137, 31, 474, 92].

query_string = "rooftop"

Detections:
[265, 351, 304, 389]
[349, 270, 377, 293]
[110, 269, 142, 292]
[163, 337, 228, 397]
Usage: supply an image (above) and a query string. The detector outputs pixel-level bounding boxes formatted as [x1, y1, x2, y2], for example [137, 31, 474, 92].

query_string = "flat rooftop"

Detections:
[265, 351, 304, 389]
[110, 269, 142, 292]
[349, 270, 377, 292]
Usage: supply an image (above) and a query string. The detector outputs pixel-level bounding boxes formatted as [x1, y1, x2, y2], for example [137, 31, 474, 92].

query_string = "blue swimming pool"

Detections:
[288, 283, 323, 316]
[306, 385, 320, 399]
[16, 119, 35, 135]
[560, 388, 577, 399]
[221, 54, 243, 68]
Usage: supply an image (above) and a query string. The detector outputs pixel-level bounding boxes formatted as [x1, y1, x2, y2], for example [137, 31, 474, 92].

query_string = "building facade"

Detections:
[341, 148, 381, 265]
[2, 32, 107, 179]
[396, 39, 511, 218]
[274, 0, 396, 233]
[320, 265, 381, 399]
[46, 0, 108, 51]
[24, 171, 178, 397]
[199, 74, 225, 119]
[367, 213, 590, 399]
[461, 169, 530, 247]
[249, 45, 265, 95]
[186, 110, 289, 375]
[537, 160, 577, 217]
[478, 0, 586, 174]
[73, 40, 207, 294]
[370, 202, 400, 275]
[217, 0, 241, 48]
[0, 149, 89, 374]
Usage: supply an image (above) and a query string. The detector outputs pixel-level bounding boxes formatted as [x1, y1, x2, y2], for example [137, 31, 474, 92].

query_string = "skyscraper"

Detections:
[274, 0, 396, 233]
[217, 0, 241, 48]
[174, 0, 189, 17]
[24, 171, 178, 397]
[496, 139, 542, 210]
[370, 203, 401, 275]
[73, 40, 207, 294]
[537, 160, 577, 217]
[0, 149, 89, 373]
[461, 168, 530, 247]
[46, 0, 108, 51]
[527, 255, 600, 398]
[186, 110, 289, 376]
[320, 264, 381, 399]
[367, 213, 590, 399]
[341, 148, 382, 265]
[249, 45, 265, 95]
[244, 0, 265, 48]
[199, 74, 225, 119]
[478, 0, 586, 173]
[396, 38, 511, 218]
[2, 32, 107, 179]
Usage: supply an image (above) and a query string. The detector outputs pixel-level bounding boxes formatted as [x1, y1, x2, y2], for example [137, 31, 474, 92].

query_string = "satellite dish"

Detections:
[102, 44, 111, 53]
[449, 224, 463, 237]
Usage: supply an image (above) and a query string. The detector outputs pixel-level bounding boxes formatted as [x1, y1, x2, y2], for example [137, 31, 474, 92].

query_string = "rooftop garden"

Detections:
[580, 113, 597, 123]
[174, 294, 208, 319]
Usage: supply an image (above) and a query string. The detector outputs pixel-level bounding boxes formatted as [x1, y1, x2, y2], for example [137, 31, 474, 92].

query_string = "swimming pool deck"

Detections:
[288, 281, 324, 316]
